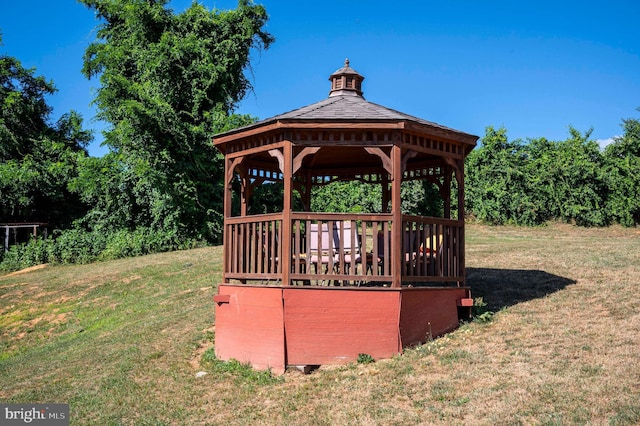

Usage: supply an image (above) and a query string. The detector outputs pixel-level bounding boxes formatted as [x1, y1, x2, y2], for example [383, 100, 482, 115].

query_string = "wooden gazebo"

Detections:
[212, 60, 479, 373]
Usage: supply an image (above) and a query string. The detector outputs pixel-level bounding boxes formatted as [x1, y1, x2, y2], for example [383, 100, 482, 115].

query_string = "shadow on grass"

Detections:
[466, 268, 576, 312]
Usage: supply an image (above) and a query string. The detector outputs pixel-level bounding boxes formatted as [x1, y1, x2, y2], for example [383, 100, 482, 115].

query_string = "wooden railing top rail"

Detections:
[401, 215, 463, 226]
[225, 212, 284, 224]
[226, 212, 462, 226]
[291, 212, 393, 222]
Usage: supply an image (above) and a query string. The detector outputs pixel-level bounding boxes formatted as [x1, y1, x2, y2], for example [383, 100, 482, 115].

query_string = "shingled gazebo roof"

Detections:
[214, 59, 477, 152]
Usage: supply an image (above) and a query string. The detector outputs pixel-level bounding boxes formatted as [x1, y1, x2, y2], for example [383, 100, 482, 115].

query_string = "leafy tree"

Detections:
[309, 179, 442, 216]
[419, 180, 445, 218]
[466, 126, 610, 226]
[527, 127, 608, 226]
[79, 0, 273, 242]
[520, 136, 556, 224]
[604, 110, 640, 226]
[401, 180, 444, 216]
[465, 126, 538, 225]
[70, 153, 165, 232]
[0, 35, 91, 226]
[312, 181, 382, 214]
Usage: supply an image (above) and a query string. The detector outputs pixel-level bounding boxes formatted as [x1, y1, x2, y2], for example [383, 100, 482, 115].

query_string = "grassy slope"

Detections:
[1, 224, 639, 425]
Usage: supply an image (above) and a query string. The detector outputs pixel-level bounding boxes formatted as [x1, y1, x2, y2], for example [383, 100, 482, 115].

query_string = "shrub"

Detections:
[357, 353, 375, 364]
[472, 297, 495, 323]
[0, 227, 204, 272]
[0, 236, 54, 272]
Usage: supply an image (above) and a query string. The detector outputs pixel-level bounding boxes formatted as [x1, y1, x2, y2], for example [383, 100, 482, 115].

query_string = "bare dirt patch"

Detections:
[1, 263, 48, 278]
[189, 325, 216, 371]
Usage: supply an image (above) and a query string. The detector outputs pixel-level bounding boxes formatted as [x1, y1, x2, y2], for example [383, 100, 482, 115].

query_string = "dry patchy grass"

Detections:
[1, 224, 639, 425]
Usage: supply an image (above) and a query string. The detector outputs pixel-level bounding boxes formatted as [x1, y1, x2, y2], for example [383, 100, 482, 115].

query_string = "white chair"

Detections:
[309, 223, 332, 274]
[334, 221, 362, 274]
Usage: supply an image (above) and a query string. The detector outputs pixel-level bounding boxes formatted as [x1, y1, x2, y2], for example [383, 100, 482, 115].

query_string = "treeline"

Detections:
[466, 121, 640, 227]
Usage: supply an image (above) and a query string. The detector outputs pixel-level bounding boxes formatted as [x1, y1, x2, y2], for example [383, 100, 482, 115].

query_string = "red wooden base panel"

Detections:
[214, 286, 286, 374]
[284, 289, 402, 366]
[399, 287, 470, 347]
[214, 285, 471, 374]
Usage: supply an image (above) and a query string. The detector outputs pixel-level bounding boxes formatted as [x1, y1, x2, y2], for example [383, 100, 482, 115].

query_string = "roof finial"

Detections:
[345, 58, 350, 67]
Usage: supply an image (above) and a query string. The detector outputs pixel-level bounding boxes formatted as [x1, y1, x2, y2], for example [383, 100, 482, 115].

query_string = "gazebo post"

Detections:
[222, 156, 234, 283]
[381, 174, 390, 213]
[240, 167, 249, 217]
[304, 170, 312, 211]
[390, 144, 403, 288]
[443, 169, 452, 219]
[456, 161, 466, 286]
[281, 143, 293, 286]
[456, 162, 465, 221]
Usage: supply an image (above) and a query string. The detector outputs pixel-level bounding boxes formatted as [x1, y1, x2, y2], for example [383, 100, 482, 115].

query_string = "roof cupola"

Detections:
[328, 58, 365, 98]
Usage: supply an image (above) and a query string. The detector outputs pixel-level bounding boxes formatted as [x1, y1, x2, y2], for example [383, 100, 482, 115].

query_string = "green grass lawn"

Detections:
[1, 224, 640, 425]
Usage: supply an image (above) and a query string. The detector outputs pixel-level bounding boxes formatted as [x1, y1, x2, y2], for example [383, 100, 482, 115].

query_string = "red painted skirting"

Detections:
[214, 286, 286, 374]
[283, 288, 402, 365]
[398, 287, 469, 347]
[214, 285, 471, 374]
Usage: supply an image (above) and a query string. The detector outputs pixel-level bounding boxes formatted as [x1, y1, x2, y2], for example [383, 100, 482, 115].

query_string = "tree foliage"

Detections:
[527, 127, 608, 226]
[311, 181, 382, 214]
[0, 36, 92, 226]
[603, 111, 640, 226]
[78, 0, 273, 242]
[465, 126, 539, 225]
[465, 122, 637, 227]
[310, 179, 444, 217]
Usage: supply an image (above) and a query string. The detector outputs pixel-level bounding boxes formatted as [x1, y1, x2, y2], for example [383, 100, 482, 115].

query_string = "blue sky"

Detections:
[1, 1, 639, 157]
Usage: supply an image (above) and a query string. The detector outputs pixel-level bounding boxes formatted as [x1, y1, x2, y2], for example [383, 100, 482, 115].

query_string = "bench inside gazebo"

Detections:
[212, 60, 479, 374]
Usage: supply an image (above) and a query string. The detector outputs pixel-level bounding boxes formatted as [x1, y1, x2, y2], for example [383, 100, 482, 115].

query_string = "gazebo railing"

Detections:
[225, 213, 283, 282]
[401, 215, 464, 286]
[289, 213, 394, 285]
[223, 212, 464, 286]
